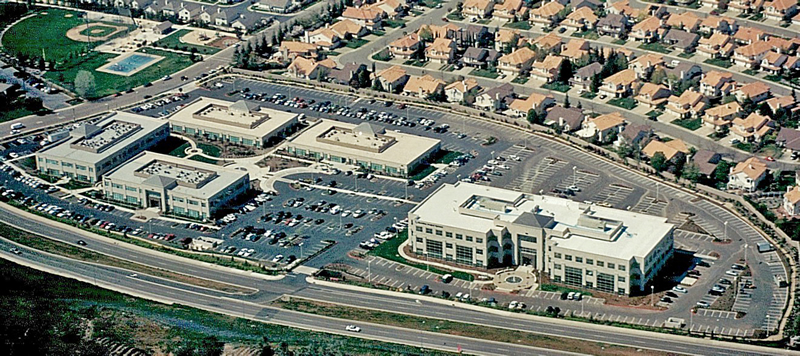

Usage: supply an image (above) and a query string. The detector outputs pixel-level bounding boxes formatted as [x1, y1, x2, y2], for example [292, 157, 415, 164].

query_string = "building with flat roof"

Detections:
[102, 152, 249, 220]
[283, 119, 441, 177]
[169, 97, 300, 148]
[409, 183, 674, 295]
[36, 112, 169, 183]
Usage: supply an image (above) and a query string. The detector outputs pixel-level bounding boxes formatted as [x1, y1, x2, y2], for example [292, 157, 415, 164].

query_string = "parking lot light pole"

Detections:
[650, 285, 654, 306]
[368, 259, 372, 284]
[724, 221, 728, 241]
[572, 166, 577, 187]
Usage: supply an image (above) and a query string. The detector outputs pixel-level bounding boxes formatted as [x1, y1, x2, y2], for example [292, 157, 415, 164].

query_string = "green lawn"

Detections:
[672, 117, 702, 130]
[345, 38, 369, 48]
[511, 75, 529, 84]
[612, 39, 627, 45]
[409, 165, 436, 181]
[168, 142, 191, 157]
[152, 29, 220, 55]
[742, 69, 758, 76]
[580, 91, 597, 99]
[197, 143, 221, 157]
[470, 68, 499, 79]
[79, 24, 117, 38]
[735, 142, 754, 152]
[677, 52, 695, 59]
[419, 0, 443, 8]
[1, 9, 132, 64]
[434, 150, 463, 164]
[189, 155, 219, 165]
[571, 30, 599, 40]
[639, 42, 672, 54]
[43, 48, 194, 99]
[371, 49, 391, 61]
[504, 21, 531, 30]
[369, 230, 474, 281]
[646, 109, 663, 119]
[0, 107, 45, 122]
[608, 97, 637, 110]
[403, 59, 426, 67]
[541, 82, 571, 92]
[765, 74, 784, 83]
[704, 58, 732, 68]
[446, 13, 464, 21]
[385, 19, 406, 28]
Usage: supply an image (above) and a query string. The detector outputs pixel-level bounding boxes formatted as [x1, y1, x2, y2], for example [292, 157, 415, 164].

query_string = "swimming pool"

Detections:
[106, 54, 158, 74]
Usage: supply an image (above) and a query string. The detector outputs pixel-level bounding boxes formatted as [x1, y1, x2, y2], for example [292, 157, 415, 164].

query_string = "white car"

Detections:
[272, 254, 284, 263]
[725, 269, 741, 276]
[672, 286, 688, 294]
[345, 325, 361, 332]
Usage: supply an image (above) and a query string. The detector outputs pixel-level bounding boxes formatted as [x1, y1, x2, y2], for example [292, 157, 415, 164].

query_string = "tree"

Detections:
[73, 70, 96, 99]
[557, 59, 573, 84]
[649, 67, 667, 85]
[682, 162, 701, 183]
[590, 73, 602, 93]
[418, 26, 433, 42]
[258, 337, 275, 356]
[651, 151, 668, 172]
[372, 79, 384, 92]
[563, 93, 570, 108]
[714, 160, 733, 184]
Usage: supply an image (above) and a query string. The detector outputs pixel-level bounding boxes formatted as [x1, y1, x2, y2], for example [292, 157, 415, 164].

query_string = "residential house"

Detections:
[152, 20, 173, 35]
[697, 33, 735, 58]
[666, 90, 708, 118]
[177, 3, 202, 24]
[615, 123, 653, 148]
[529, 1, 565, 28]
[733, 26, 767, 45]
[493, 0, 524, 22]
[663, 29, 699, 53]
[783, 186, 800, 217]
[530, 54, 564, 83]
[561, 39, 590, 61]
[571, 62, 602, 91]
[331, 19, 370, 39]
[701, 0, 724, 9]
[563, 6, 598, 31]
[303, 27, 341, 50]
[581, 112, 627, 143]
[329, 63, 368, 86]
[785, 56, 800, 72]
[463, 0, 494, 19]
[367, 0, 407, 19]
[545, 106, 585, 132]
[596, 13, 629, 38]
[600, 69, 637, 98]
[402, 75, 446, 98]
[700, 70, 735, 97]
[498, 47, 536, 76]
[777, 128, 800, 156]
[197, 7, 214, 24]
[455, 25, 491, 48]
[767, 95, 798, 113]
[630, 16, 662, 43]
[735, 81, 771, 103]
[530, 32, 563, 51]
[426, 38, 457, 64]
[508, 93, 556, 117]
[691, 150, 722, 178]
[764, 0, 797, 21]
[727, 157, 768, 192]
[635, 83, 671, 107]
[703, 102, 742, 130]
[279, 41, 319, 60]
[766, 36, 800, 54]
[607, 0, 640, 17]
[664, 62, 702, 82]
[629, 53, 665, 79]
[462, 47, 489, 67]
[642, 139, 690, 162]
[730, 113, 773, 143]
[571, 0, 602, 9]
[287, 57, 336, 80]
[698, 16, 737, 35]
[761, 52, 788, 74]
[474, 83, 516, 111]
[733, 40, 772, 68]
[257, 0, 294, 13]
[445, 79, 480, 103]
[495, 29, 520, 52]
[213, 9, 237, 27]
[418, 24, 460, 40]
[389, 33, 421, 59]
[728, 0, 760, 14]
[666, 11, 701, 32]
[342, 6, 385, 30]
[374, 65, 409, 93]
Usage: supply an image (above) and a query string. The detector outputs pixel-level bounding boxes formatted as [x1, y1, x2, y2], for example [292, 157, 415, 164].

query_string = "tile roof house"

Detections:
[666, 90, 708, 119]
[374, 65, 409, 93]
[280, 41, 319, 60]
[635, 83, 672, 107]
[342, 6, 385, 30]
[698, 16, 737, 35]
[530, 32, 563, 50]
[697, 32, 735, 58]
[765, 36, 800, 54]
[426, 38, 457, 64]
[463, 0, 495, 19]
[330, 19, 370, 39]
[701, 0, 724, 9]
[455, 25, 491, 48]
[666, 11, 702, 32]
[735, 81, 771, 103]
[727, 157, 768, 192]
[529, 1, 566, 28]
[600, 69, 638, 98]
[690, 150, 722, 177]
[764, 0, 797, 21]
[545, 106, 585, 132]
[445, 79, 480, 103]
[508, 93, 556, 116]
[329, 63, 368, 85]
[767, 95, 798, 113]
[728, 0, 763, 14]
[303, 27, 342, 50]
[703, 102, 742, 130]
[597, 13, 629, 38]
[581, 112, 627, 143]
[493, 0, 524, 22]
[287, 56, 337, 80]
[760, 51, 788, 75]
[389, 33, 421, 59]
[570, 62, 602, 91]
[474, 83, 516, 111]
[607, 0, 640, 17]
[561, 39, 591, 60]
[733, 40, 773, 68]
[730, 113, 774, 143]
[783, 185, 800, 216]
[733, 26, 767, 45]
[367, 0, 407, 19]
[776, 127, 800, 155]
[530, 54, 564, 83]
[630, 16, 662, 43]
[642, 139, 690, 161]
[662, 29, 699, 53]
[664, 61, 702, 82]
[571, 0, 602, 9]
[418, 23, 460, 40]
[629, 53, 665, 79]
[563, 6, 598, 30]
[462, 47, 489, 67]
[498, 47, 536, 76]
[700, 71, 735, 98]
[495, 29, 520, 52]
[402, 75, 446, 98]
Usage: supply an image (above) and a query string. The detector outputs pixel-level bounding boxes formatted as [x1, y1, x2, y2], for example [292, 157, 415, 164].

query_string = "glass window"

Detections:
[597, 261, 605, 267]
[476, 249, 483, 255]
[554, 264, 562, 270]
[608, 263, 615, 269]
[586, 259, 594, 265]
[619, 265, 626, 271]
[565, 255, 572, 261]
[476, 238, 483, 243]
[426, 240, 443, 259]
[416, 237, 423, 243]
[618, 276, 626, 283]
[416, 226, 423, 232]
[586, 270, 593, 276]
[456, 234, 463, 240]
[456, 246, 472, 264]
[597, 273, 614, 293]
[618, 288, 626, 294]
[446, 242, 453, 248]
[425, 228, 433, 234]
[564, 266, 583, 287]
[466, 236, 473, 242]
[575, 257, 583, 263]
[445, 232, 452, 237]
[554, 252, 562, 259]
[435, 230, 442, 236]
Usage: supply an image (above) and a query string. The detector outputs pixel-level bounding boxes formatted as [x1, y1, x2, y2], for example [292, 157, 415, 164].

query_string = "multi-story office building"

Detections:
[36, 112, 169, 183]
[102, 152, 249, 220]
[408, 183, 674, 295]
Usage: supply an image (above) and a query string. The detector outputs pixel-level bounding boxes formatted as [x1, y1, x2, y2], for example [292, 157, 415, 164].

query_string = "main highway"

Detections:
[0, 200, 795, 356]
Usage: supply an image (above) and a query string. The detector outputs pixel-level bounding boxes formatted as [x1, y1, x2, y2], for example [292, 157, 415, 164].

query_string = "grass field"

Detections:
[2, 9, 130, 63]
[197, 143, 221, 157]
[44, 48, 194, 99]
[79, 25, 118, 38]
[369, 230, 474, 281]
[672, 117, 702, 130]
[189, 155, 219, 165]
[152, 29, 221, 55]
[470, 68, 499, 79]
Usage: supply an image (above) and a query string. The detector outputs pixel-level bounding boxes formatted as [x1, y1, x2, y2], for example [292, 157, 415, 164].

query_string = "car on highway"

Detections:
[345, 325, 361, 332]
[77, 240, 87, 246]
[9, 247, 22, 255]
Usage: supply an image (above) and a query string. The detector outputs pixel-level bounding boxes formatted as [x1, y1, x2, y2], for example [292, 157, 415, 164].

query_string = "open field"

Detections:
[152, 29, 221, 55]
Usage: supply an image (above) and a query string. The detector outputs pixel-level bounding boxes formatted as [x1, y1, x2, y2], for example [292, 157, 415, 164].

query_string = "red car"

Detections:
[766, 156, 775, 162]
